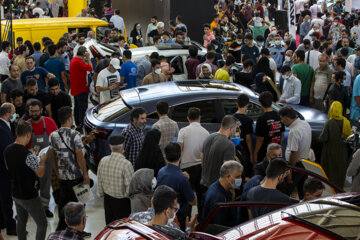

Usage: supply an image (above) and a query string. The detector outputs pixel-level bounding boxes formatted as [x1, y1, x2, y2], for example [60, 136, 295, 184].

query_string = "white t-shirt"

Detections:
[347, 54, 356, 66]
[309, 4, 321, 19]
[32, 7, 45, 17]
[253, 17, 262, 27]
[311, 18, 324, 34]
[305, 50, 322, 70]
[178, 122, 209, 169]
[295, 0, 306, 14]
[96, 68, 121, 104]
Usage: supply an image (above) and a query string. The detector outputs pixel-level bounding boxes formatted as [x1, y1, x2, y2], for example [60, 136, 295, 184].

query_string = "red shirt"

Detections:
[27, 117, 58, 149]
[70, 57, 92, 96]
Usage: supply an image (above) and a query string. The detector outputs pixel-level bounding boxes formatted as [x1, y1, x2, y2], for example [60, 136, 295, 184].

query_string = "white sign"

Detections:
[288, 0, 296, 39]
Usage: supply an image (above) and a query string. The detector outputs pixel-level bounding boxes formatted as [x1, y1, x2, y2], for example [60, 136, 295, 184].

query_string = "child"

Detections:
[253, 11, 263, 27]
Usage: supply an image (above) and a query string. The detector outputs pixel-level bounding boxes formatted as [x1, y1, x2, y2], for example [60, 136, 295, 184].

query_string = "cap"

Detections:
[110, 58, 121, 70]
[109, 135, 125, 145]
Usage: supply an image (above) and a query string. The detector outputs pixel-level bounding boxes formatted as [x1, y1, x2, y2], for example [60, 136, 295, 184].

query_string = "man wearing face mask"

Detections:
[202, 160, 243, 226]
[300, 15, 311, 43]
[278, 65, 301, 104]
[247, 159, 293, 218]
[121, 107, 146, 165]
[97, 135, 134, 225]
[268, 35, 286, 70]
[142, 59, 167, 85]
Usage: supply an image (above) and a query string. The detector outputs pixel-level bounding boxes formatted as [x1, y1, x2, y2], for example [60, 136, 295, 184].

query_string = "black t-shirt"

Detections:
[234, 72, 253, 89]
[16, 103, 26, 118]
[95, 58, 111, 74]
[39, 53, 49, 67]
[229, 41, 242, 63]
[50, 91, 72, 127]
[148, 29, 161, 38]
[301, 10, 311, 18]
[233, 113, 253, 153]
[255, 111, 284, 161]
[23, 90, 51, 114]
[4, 143, 39, 200]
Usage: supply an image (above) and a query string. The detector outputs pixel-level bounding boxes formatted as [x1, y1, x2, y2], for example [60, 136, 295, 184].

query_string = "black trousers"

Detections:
[0, 171, 16, 231]
[56, 178, 83, 231]
[74, 92, 88, 127]
[104, 194, 131, 225]
[182, 164, 203, 217]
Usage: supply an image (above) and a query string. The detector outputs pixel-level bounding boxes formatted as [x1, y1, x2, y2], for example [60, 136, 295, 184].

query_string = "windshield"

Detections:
[285, 202, 360, 239]
[93, 97, 130, 122]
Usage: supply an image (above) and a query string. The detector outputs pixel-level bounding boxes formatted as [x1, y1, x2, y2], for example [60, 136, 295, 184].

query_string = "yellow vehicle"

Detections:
[1, 17, 109, 47]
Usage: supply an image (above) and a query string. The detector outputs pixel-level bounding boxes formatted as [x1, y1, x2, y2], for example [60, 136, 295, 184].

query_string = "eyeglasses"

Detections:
[29, 110, 41, 113]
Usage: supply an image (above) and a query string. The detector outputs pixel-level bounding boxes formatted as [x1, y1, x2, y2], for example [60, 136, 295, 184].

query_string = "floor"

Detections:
[3, 171, 107, 240]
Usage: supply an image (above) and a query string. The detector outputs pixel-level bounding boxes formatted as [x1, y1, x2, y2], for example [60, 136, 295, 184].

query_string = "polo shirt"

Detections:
[44, 57, 66, 90]
[69, 57, 92, 96]
[157, 163, 195, 214]
[285, 119, 312, 163]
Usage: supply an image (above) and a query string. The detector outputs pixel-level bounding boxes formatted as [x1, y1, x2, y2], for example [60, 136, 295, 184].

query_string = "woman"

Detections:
[319, 101, 352, 189]
[135, 129, 165, 177]
[24, 40, 34, 56]
[129, 168, 155, 213]
[253, 57, 278, 100]
[197, 64, 214, 79]
[130, 23, 143, 47]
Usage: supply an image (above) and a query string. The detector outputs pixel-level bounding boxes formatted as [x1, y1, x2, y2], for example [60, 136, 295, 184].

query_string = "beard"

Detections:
[31, 115, 41, 121]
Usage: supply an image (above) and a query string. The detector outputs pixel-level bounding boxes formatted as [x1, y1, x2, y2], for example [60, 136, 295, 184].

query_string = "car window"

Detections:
[93, 97, 130, 122]
[78, 27, 91, 35]
[171, 100, 217, 123]
[147, 112, 159, 120]
[170, 56, 184, 75]
[220, 98, 264, 121]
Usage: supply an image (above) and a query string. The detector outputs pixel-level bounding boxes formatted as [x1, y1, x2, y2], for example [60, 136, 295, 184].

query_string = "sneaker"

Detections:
[45, 209, 54, 218]
[81, 231, 91, 238]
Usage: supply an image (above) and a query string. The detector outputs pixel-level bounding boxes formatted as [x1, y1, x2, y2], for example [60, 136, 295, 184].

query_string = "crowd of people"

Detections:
[1, 0, 360, 239]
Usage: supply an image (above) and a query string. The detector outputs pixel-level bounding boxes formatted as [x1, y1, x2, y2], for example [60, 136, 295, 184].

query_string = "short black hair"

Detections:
[44, 40, 54, 48]
[16, 121, 32, 137]
[187, 107, 200, 120]
[260, 48, 270, 56]
[243, 59, 254, 69]
[244, 33, 253, 40]
[48, 78, 59, 88]
[25, 56, 35, 62]
[56, 40, 67, 49]
[152, 185, 177, 215]
[188, 46, 198, 57]
[206, 52, 215, 60]
[237, 94, 249, 108]
[58, 106, 73, 124]
[1, 41, 10, 51]
[164, 142, 181, 162]
[19, 45, 27, 54]
[33, 42, 41, 51]
[26, 98, 43, 110]
[118, 36, 125, 42]
[0, 105, 11, 117]
[303, 177, 325, 195]
[303, 39, 311, 46]
[313, 40, 320, 49]
[115, 9, 120, 15]
[340, 47, 349, 57]
[10, 88, 24, 100]
[255, 35, 265, 42]
[259, 91, 273, 108]
[26, 78, 38, 87]
[207, 43, 215, 51]
[335, 71, 346, 82]
[130, 107, 146, 122]
[156, 101, 169, 115]
[153, 36, 161, 44]
[265, 158, 288, 179]
[335, 57, 346, 69]
[48, 44, 57, 56]
[78, 32, 86, 39]
[280, 65, 292, 74]
[279, 106, 297, 119]
[123, 50, 132, 59]
[151, 59, 161, 68]
[16, 37, 23, 42]
[152, 16, 157, 20]
[295, 50, 305, 61]
[203, 23, 211, 29]
[111, 52, 121, 58]
[162, 31, 171, 37]
[176, 15, 183, 22]
[150, 52, 160, 60]
[225, 55, 235, 66]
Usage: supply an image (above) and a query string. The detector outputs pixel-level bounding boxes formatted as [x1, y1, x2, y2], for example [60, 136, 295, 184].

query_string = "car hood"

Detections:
[285, 103, 328, 123]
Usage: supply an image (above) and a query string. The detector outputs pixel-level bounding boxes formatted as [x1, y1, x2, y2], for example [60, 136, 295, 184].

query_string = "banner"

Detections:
[288, 0, 296, 39]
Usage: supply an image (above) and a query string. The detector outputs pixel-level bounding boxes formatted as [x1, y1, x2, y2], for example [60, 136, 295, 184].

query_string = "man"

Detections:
[248, 19, 271, 40]
[70, 46, 92, 132]
[329, 17, 346, 46]
[21, 56, 55, 91]
[146, 16, 158, 45]
[73, 33, 86, 57]
[117, 36, 129, 56]
[10, 89, 25, 118]
[351, 19, 360, 47]
[268, 35, 286, 70]
[304, 40, 322, 70]
[185, 46, 200, 79]
[334, 57, 351, 94]
[44, 44, 68, 91]
[162, 31, 175, 44]
[47, 202, 87, 240]
[297, 39, 312, 53]
[135, 52, 159, 86]
[247, 159, 292, 218]
[27, 99, 58, 218]
[300, 15, 311, 43]
[278, 65, 301, 104]
[142, 59, 167, 85]
[234, 59, 254, 89]
[49, 106, 90, 234]
[253, 143, 283, 176]
[0, 104, 17, 236]
[196, 52, 218, 78]
[199, 44, 223, 67]
[241, 33, 260, 63]
[1, 65, 22, 103]
[351, 74, 360, 124]
[228, 34, 242, 63]
[302, 178, 325, 201]
[328, 71, 347, 110]
[32, 2, 45, 17]
[76, 8, 88, 17]
[110, 9, 125, 35]
[253, 91, 284, 163]
[202, 161, 243, 226]
[282, 50, 294, 68]
[176, 15, 187, 33]
[96, 58, 122, 104]
[97, 135, 134, 224]
[157, 142, 196, 230]
[311, 54, 333, 111]
[311, 12, 324, 34]
[337, 38, 355, 57]
[23, 78, 52, 118]
[260, 48, 277, 79]
[279, 106, 311, 199]
[4, 121, 47, 239]
[120, 50, 138, 90]
[0, 41, 10, 82]
[39, 40, 53, 68]
[93, 52, 121, 88]
[153, 101, 179, 153]
[31, 42, 43, 67]
[48, 78, 72, 127]
[177, 107, 209, 215]
[122, 107, 146, 165]
[201, 115, 237, 188]
[148, 22, 165, 45]
[214, 56, 235, 82]
[14, 45, 29, 75]
[292, 50, 314, 106]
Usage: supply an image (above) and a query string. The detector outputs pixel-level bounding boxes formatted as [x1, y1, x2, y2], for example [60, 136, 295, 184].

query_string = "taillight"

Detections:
[95, 129, 112, 139]
[90, 45, 102, 58]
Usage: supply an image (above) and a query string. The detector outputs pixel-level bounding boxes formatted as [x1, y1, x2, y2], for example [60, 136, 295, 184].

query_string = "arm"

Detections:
[355, 96, 360, 107]
[253, 137, 264, 164]
[200, 152, 203, 164]
[93, 72, 99, 89]
[246, 134, 253, 163]
[289, 151, 298, 166]
[49, 148, 58, 177]
[280, 132, 284, 144]
[33, 153, 47, 178]
[309, 79, 315, 104]
[347, 150, 360, 176]
[188, 197, 197, 206]
[45, 104, 52, 119]
[61, 71, 68, 92]
[120, 76, 125, 83]
[75, 149, 90, 184]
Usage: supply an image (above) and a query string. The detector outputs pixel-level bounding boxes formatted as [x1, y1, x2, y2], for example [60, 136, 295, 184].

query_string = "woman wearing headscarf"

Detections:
[319, 101, 352, 189]
[129, 168, 155, 213]
[130, 23, 143, 47]
[197, 63, 214, 79]
[135, 129, 165, 177]
[253, 57, 279, 101]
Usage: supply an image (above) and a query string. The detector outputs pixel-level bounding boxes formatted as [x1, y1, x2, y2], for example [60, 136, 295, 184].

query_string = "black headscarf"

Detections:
[253, 56, 274, 81]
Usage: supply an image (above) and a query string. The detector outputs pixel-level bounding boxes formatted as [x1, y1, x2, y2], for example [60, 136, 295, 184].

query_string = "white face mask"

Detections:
[155, 68, 162, 75]
[285, 56, 291, 62]
[167, 204, 179, 225]
[151, 178, 157, 190]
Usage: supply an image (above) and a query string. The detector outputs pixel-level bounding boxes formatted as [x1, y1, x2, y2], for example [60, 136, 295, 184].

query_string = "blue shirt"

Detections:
[202, 180, 235, 226]
[351, 75, 360, 121]
[241, 175, 263, 201]
[268, 46, 286, 69]
[21, 67, 49, 91]
[31, 51, 43, 67]
[163, 39, 175, 44]
[300, 22, 311, 37]
[157, 164, 195, 214]
[333, 5, 341, 14]
[241, 45, 260, 64]
[120, 61, 138, 90]
[44, 57, 66, 90]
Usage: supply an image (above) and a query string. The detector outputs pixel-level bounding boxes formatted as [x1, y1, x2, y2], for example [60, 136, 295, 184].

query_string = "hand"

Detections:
[119, 83, 127, 89]
[186, 213, 198, 229]
[183, 171, 190, 179]
[108, 82, 118, 90]
[83, 174, 90, 185]
[40, 153, 47, 164]
[277, 99, 286, 103]
[48, 73, 56, 78]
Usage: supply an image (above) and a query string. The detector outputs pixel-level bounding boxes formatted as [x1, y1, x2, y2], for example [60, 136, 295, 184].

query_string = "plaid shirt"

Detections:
[152, 116, 179, 152]
[47, 227, 83, 240]
[96, 152, 134, 199]
[122, 123, 144, 165]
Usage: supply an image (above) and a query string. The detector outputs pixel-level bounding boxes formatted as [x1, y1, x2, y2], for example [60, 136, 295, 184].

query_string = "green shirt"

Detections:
[336, 47, 355, 58]
[250, 25, 268, 40]
[292, 63, 314, 97]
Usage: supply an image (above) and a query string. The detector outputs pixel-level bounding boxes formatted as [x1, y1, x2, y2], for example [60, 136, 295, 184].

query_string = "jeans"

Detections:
[74, 92, 88, 127]
[13, 196, 47, 240]
[39, 156, 52, 209]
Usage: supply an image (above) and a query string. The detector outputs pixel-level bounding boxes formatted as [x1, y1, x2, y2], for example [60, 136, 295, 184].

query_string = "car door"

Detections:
[169, 55, 188, 80]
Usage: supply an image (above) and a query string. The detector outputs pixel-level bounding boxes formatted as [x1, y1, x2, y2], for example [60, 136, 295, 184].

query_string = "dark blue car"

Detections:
[84, 80, 327, 173]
